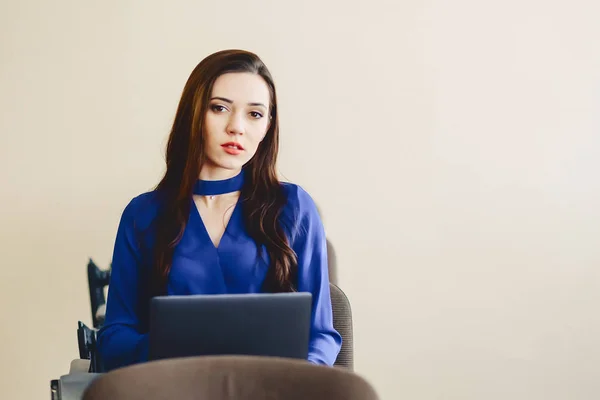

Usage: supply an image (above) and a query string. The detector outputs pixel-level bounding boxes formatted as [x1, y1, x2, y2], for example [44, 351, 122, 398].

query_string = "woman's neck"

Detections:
[194, 190, 239, 209]
[193, 165, 245, 208]
[198, 165, 242, 181]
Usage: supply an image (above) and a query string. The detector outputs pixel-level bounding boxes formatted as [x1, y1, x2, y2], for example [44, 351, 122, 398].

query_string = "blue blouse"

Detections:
[97, 171, 342, 371]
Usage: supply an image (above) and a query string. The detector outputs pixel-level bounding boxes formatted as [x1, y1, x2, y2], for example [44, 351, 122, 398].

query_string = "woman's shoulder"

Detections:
[119, 190, 163, 231]
[280, 182, 319, 214]
[279, 182, 323, 237]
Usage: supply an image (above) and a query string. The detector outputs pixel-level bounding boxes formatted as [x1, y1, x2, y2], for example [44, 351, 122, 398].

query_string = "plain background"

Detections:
[1, 1, 600, 399]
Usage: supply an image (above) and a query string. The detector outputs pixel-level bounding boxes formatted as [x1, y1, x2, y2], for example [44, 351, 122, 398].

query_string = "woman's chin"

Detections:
[203, 158, 246, 175]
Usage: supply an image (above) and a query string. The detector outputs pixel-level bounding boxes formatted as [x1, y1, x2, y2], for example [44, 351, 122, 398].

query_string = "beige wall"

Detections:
[2, 1, 599, 399]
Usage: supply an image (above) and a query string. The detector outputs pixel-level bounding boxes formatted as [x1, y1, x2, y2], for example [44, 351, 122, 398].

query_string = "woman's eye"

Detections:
[249, 111, 263, 119]
[211, 105, 227, 113]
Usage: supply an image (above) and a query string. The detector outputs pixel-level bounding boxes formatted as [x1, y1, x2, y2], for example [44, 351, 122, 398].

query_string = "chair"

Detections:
[82, 259, 354, 371]
[87, 259, 111, 329]
[76, 321, 103, 373]
[82, 355, 378, 400]
[330, 283, 354, 370]
[54, 266, 356, 398]
[72, 259, 110, 374]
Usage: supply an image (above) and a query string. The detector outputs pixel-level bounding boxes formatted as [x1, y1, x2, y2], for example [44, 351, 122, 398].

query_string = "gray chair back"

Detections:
[330, 283, 354, 370]
[82, 355, 378, 400]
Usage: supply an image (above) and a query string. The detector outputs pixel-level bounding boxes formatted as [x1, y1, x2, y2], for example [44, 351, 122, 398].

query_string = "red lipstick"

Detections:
[221, 142, 244, 155]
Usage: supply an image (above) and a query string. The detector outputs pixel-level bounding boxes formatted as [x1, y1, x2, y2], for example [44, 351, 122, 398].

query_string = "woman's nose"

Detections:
[226, 113, 244, 135]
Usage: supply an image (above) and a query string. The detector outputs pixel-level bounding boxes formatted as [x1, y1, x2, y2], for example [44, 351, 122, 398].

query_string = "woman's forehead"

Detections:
[211, 72, 270, 106]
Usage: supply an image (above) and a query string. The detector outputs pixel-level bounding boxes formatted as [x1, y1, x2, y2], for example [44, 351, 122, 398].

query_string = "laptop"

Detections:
[148, 292, 312, 361]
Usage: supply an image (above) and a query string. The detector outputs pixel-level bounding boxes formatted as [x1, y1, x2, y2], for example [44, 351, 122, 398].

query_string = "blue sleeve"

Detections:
[96, 196, 150, 371]
[286, 185, 343, 366]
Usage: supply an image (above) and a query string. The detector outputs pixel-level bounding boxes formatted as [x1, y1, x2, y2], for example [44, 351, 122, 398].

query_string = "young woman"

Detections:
[96, 49, 342, 371]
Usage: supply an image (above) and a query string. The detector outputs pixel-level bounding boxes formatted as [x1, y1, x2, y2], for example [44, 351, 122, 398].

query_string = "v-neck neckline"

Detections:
[190, 197, 242, 251]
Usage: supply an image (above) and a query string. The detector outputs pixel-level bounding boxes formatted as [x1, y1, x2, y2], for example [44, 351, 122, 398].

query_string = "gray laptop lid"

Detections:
[148, 292, 312, 361]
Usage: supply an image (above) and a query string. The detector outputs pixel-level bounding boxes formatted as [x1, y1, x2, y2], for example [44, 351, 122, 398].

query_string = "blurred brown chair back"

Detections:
[82, 355, 378, 400]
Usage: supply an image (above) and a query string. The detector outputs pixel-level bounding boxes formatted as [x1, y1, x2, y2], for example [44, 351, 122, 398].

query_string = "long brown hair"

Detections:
[149, 49, 297, 297]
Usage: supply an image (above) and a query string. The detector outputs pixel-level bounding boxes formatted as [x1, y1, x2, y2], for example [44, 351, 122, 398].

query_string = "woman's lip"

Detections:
[223, 147, 242, 155]
[221, 142, 244, 150]
[221, 142, 244, 155]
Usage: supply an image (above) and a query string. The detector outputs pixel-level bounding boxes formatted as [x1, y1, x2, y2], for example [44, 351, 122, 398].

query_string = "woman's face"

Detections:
[201, 72, 271, 179]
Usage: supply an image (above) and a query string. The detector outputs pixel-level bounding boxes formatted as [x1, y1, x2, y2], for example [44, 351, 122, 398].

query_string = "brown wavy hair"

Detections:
[149, 49, 297, 297]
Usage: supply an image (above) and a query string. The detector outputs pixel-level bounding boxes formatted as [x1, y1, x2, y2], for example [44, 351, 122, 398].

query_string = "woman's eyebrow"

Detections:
[211, 96, 233, 103]
[248, 102, 267, 109]
[211, 97, 267, 109]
